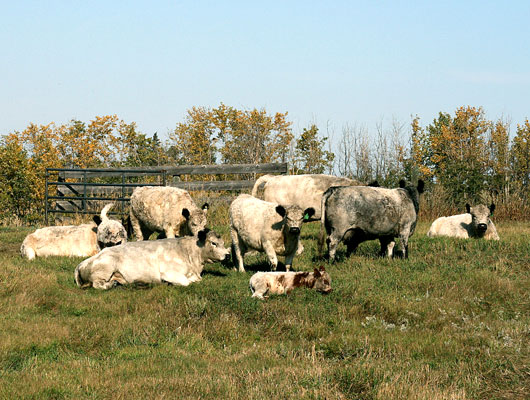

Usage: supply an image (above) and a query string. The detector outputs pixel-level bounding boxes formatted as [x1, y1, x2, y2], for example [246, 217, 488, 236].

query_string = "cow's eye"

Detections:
[211, 242, 217, 247]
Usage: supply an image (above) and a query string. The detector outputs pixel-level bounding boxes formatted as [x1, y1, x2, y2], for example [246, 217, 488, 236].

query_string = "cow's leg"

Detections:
[327, 229, 342, 262]
[396, 231, 410, 258]
[379, 236, 395, 258]
[129, 211, 144, 241]
[250, 280, 268, 299]
[284, 252, 295, 272]
[295, 241, 304, 255]
[345, 231, 359, 257]
[230, 229, 246, 272]
[164, 226, 176, 239]
[160, 270, 191, 286]
[110, 271, 128, 286]
[263, 241, 278, 271]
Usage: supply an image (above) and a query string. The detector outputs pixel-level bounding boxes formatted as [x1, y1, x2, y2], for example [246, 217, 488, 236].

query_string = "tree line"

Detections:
[1, 104, 529, 224]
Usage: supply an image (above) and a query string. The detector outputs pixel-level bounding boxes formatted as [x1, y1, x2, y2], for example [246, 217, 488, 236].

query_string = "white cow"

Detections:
[251, 174, 362, 221]
[129, 186, 208, 240]
[74, 229, 229, 290]
[427, 203, 499, 240]
[229, 194, 315, 272]
[20, 203, 127, 260]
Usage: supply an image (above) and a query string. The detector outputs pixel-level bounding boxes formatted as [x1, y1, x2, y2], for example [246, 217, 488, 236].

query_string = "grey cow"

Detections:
[229, 194, 315, 272]
[75, 229, 229, 290]
[427, 203, 499, 240]
[129, 186, 208, 240]
[320, 180, 425, 261]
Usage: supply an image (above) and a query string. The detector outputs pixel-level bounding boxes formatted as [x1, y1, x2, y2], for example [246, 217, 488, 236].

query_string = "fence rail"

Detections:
[45, 163, 287, 224]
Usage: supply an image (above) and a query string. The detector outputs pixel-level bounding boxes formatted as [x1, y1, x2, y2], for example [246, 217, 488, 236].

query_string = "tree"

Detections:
[0, 134, 39, 221]
[293, 124, 334, 174]
[511, 119, 530, 192]
[427, 106, 490, 203]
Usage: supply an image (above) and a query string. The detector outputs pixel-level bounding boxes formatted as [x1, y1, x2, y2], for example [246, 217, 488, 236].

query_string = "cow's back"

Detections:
[21, 223, 98, 259]
[230, 194, 281, 242]
[325, 186, 412, 236]
[260, 174, 359, 220]
[130, 186, 196, 231]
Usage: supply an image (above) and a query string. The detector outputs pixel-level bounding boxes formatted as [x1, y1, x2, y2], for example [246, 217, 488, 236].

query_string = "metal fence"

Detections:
[45, 163, 288, 224]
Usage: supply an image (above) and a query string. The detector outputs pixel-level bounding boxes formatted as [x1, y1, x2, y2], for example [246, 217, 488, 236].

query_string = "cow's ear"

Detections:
[313, 268, 321, 278]
[304, 207, 315, 220]
[319, 265, 326, 272]
[465, 203, 471, 214]
[93, 215, 102, 226]
[182, 208, 190, 219]
[417, 179, 425, 194]
[489, 203, 496, 216]
[275, 205, 286, 217]
[202, 203, 209, 213]
[399, 179, 406, 188]
[197, 229, 207, 242]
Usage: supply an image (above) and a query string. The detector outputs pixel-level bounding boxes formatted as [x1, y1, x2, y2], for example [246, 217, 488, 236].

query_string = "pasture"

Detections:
[0, 217, 528, 399]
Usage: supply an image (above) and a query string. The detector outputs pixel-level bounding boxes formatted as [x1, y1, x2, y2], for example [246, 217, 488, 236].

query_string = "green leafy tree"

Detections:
[293, 124, 334, 174]
[0, 134, 39, 222]
[427, 106, 490, 203]
[511, 119, 530, 191]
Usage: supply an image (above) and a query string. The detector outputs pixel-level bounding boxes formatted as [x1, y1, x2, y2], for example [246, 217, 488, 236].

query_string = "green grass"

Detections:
[0, 221, 529, 399]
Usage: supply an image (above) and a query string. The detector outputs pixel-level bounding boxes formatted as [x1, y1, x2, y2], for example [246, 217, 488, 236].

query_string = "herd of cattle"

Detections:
[20, 174, 500, 298]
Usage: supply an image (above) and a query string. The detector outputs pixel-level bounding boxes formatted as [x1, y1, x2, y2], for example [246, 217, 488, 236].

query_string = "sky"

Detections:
[1, 1, 529, 146]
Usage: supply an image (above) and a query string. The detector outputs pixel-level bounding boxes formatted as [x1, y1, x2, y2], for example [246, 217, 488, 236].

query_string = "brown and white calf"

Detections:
[129, 186, 208, 240]
[20, 203, 127, 260]
[249, 266, 332, 299]
[229, 194, 315, 272]
[427, 203, 499, 240]
[75, 229, 229, 290]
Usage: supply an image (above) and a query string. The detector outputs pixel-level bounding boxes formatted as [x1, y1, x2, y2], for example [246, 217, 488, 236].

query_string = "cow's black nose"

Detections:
[477, 223, 488, 231]
[289, 227, 300, 234]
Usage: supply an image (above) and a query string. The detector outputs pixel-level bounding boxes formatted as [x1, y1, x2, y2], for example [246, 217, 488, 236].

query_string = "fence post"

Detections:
[45, 169, 49, 225]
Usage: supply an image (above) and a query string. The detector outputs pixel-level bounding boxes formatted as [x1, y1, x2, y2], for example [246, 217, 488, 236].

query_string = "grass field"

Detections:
[0, 218, 528, 399]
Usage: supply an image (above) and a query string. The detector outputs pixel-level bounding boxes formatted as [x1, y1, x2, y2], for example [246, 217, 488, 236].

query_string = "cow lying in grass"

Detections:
[74, 229, 229, 290]
[427, 203, 500, 240]
[20, 203, 127, 260]
[249, 266, 332, 299]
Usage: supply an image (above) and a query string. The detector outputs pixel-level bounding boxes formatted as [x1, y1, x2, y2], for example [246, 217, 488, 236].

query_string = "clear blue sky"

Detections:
[2, 1, 529, 143]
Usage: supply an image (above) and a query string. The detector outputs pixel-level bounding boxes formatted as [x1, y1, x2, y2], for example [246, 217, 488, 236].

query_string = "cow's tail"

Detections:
[74, 260, 91, 288]
[100, 203, 115, 222]
[251, 174, 272, 198]
[317, 189, 332, 256]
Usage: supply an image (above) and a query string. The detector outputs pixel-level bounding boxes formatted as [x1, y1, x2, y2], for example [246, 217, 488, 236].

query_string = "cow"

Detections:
[320, 179, 425, 261]
[74, 229, 229, 290]
[129, 186, 208, 240]
[229, 194, 315, 272]
[251, 174, 362, 222]
[20, 203, 127, 260]
[249, 266, 332, 299]
[427, 203, 499, 240]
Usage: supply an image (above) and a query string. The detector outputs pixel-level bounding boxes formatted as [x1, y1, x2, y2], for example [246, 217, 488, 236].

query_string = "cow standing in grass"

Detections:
[320, 180, 424, 261]
[427, 203, 499, 240]
[249, 266, 332, 299]
[229, 194, 315, 272]
[129, 186, 208, 240]
[20, 203, 127, 260]
[75, 229, 229, 289]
